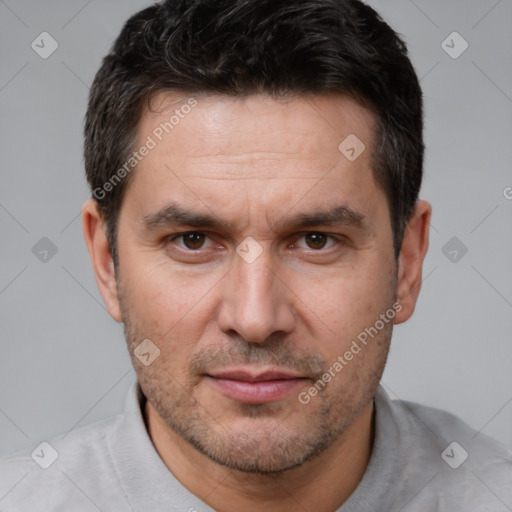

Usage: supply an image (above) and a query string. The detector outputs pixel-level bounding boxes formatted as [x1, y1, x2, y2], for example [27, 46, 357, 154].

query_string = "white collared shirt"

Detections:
[1, 382, 511, 511]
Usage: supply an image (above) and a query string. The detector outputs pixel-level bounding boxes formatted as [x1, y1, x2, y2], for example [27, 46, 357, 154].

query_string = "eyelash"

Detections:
[167, 231, 343, 252]
[168, 232, 216, 251]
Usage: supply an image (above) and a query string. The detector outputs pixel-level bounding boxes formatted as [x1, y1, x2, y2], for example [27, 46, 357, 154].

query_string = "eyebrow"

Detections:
[141, 202, 367, 233]
[142, 203, 225, 231]
[274, 205, 366, 231]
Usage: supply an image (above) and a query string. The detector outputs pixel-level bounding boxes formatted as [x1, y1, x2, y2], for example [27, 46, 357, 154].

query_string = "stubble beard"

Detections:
[117, 280, 394, 474]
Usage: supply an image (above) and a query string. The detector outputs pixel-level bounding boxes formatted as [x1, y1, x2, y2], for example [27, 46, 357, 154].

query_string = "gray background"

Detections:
[0, 0, 511, 458]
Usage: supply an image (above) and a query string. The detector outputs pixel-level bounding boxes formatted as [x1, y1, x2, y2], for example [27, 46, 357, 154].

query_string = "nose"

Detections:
[217, 246, 295, 343]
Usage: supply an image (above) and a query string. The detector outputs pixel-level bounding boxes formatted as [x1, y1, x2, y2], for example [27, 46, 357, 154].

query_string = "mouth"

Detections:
[205, 368, 309, 404]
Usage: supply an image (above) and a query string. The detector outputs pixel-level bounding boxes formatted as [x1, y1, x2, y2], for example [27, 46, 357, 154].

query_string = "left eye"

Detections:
[171, 232, 213, 250]
[295, 232, 337, 250]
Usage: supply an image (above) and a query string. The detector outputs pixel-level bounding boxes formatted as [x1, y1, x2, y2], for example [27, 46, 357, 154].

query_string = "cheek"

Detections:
[119, 252, 223, 341]
[291, 261, 394, 353]
[301, 269, 392, 324]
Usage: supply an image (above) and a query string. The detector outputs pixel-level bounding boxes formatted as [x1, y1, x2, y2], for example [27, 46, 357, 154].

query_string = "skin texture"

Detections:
[83, 92, 431, 512]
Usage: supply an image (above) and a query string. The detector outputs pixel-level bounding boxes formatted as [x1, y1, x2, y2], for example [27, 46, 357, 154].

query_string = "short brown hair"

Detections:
[84, 0, 424, 265]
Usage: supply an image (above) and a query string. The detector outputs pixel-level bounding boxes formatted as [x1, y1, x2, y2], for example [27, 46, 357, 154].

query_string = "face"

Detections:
[113, 92, 399, 473]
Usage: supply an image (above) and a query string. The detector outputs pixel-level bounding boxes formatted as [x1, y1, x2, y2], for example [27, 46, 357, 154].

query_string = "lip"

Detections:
[206, 368, 308, 404]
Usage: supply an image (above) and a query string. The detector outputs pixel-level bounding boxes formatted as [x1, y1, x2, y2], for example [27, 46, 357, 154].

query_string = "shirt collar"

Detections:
[337, 386, 400, 511]
[107, 380, 215, 512]
[107, 381, 399, 512]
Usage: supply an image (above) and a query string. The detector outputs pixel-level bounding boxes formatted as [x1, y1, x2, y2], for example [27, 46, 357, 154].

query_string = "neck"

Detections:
[145, 400, 375, 512]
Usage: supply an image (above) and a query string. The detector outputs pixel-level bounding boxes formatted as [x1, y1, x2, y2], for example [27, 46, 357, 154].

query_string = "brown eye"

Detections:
[304, 232, 328, 249]
[182, 232, 206, 249]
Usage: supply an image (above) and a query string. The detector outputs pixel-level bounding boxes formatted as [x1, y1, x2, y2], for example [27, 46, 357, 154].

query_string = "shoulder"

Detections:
[397, 396, 512, 466]
[0, 414, 131, 511]
[379, 389, 512, 511]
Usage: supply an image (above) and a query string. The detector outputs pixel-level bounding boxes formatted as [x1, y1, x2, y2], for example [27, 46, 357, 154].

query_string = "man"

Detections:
[1, 0, 511, 510]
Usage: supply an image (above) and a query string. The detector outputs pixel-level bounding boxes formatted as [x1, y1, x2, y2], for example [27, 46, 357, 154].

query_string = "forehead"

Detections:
[140, 91, 376, 163]
[122, 91, 387, 234]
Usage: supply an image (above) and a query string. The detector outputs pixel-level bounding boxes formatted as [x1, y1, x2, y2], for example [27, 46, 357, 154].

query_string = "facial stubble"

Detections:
[117, 273, 395, 475]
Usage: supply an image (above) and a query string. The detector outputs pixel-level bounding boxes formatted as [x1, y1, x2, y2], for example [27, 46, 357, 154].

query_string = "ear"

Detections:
[394, 200, 431, 324]
[82, 199, 123, 322]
